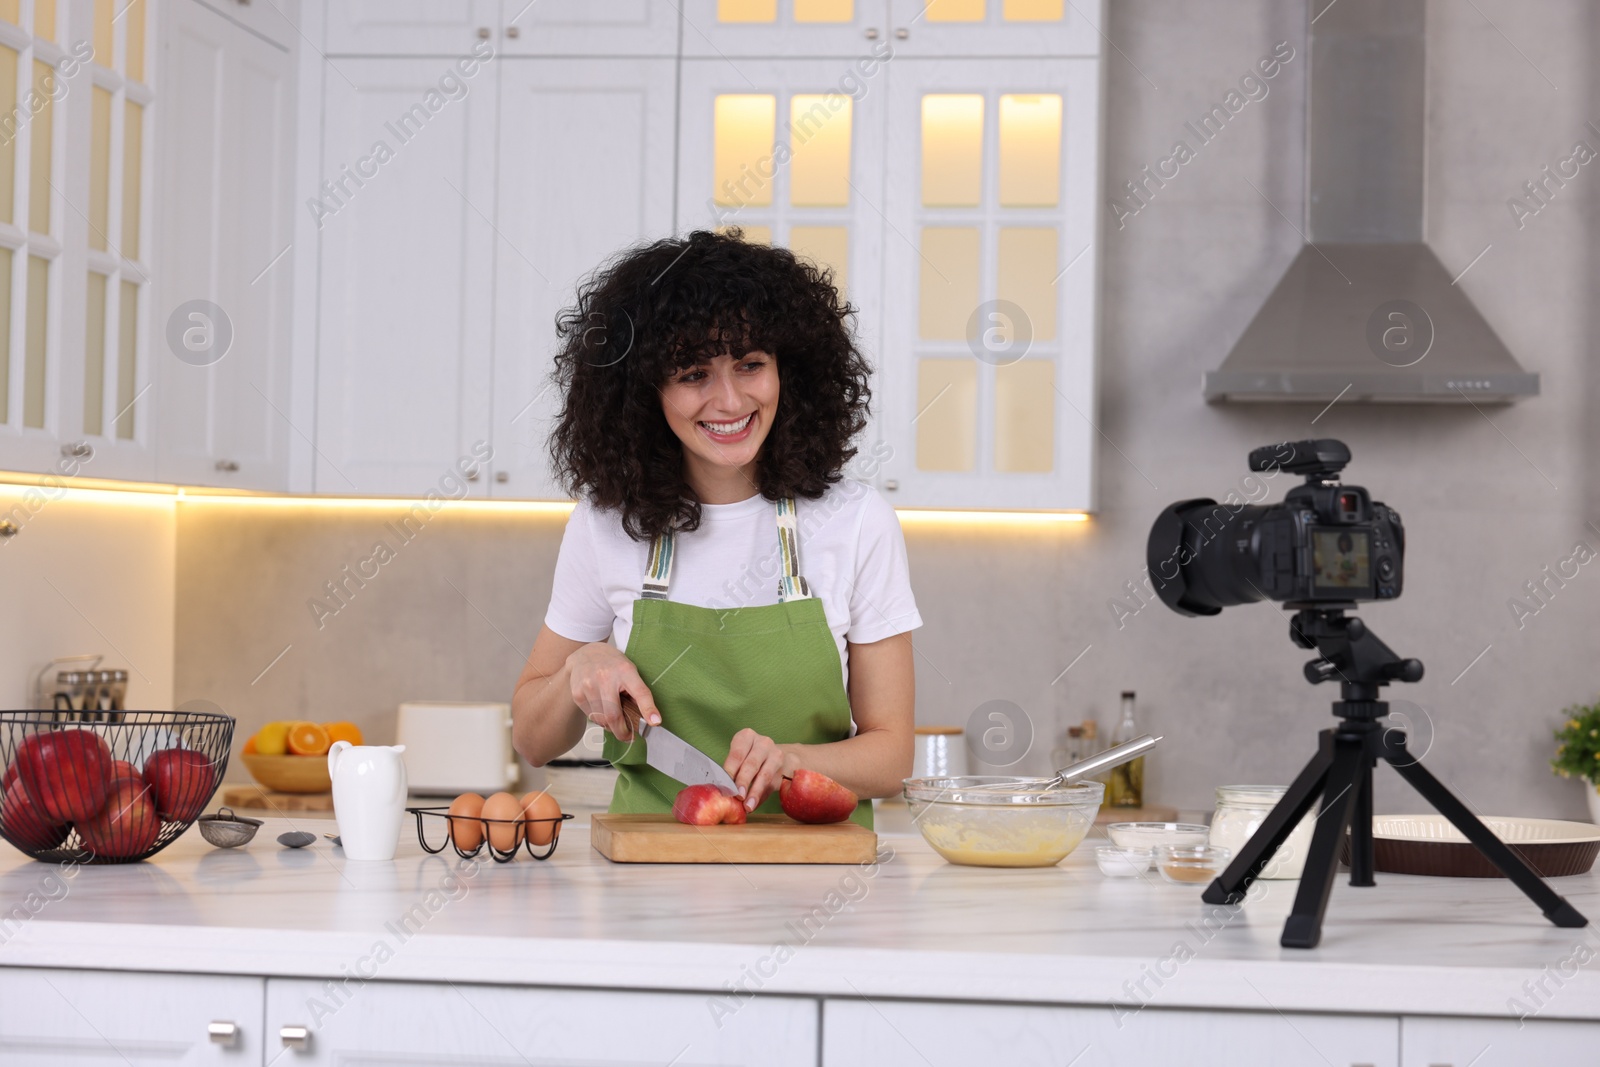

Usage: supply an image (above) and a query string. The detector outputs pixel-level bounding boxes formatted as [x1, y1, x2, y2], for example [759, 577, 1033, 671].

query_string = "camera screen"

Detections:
[1312, 528, 1371, 592]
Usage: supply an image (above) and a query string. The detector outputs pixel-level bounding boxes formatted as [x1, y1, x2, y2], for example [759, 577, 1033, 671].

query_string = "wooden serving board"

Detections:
[590, 813, 878, 864]
[219, 784, 335, 813]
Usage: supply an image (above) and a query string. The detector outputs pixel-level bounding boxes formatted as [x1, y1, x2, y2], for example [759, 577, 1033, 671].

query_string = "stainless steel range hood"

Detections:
[1204, 0, 1538, 404]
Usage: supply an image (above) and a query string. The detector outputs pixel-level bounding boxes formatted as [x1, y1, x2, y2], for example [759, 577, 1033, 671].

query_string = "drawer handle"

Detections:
[280, 1024, 311, 1052]
[208, 1020, 239, 1047]
[215, 459, 240, 472]
[864, 27, 878, 39]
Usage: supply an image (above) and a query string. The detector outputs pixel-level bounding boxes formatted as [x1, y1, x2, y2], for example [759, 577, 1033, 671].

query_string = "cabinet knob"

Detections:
[60, 441, 93, 458]
[465, 468, 480, 482]
[215, 459, 240, 473]
[280, 1024, 311, 1051]
[208, 1020, 239, 1047]
[494, 470, 508, 483]
[863, 27, 879, 39]
[895, 26, 909, 39]
[477, 26, 491, 39]
[0, 520, 17, 538]
[505, 25, 520, 38]
[884, 479, 899, 491]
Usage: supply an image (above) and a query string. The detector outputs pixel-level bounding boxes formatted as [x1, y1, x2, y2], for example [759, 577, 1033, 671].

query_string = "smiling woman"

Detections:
[512, 229, 919, 828]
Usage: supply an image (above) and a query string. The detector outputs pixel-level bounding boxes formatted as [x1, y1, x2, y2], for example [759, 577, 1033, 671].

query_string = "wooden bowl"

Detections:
[241, 753, 331, 794]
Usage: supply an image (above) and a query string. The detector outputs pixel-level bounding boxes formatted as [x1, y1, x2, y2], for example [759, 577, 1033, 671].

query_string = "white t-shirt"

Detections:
[544, 480, 922, 688]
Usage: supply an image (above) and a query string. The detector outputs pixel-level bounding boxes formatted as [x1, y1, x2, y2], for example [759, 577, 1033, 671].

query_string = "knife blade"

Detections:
[620, 696, 741, 796]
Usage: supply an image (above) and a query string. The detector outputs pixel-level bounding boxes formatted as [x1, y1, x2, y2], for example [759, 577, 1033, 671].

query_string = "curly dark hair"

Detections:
[548, 228, 872, 541]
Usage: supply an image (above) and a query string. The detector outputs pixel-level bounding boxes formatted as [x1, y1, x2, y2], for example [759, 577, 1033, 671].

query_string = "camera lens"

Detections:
[1147, 499, 1275, 616]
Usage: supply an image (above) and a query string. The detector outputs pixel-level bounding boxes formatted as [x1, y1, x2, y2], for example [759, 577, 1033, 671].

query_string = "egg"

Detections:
[521, 790, 563, 846]
[447, 792, 485, 852]
[481, 791, 525, 852]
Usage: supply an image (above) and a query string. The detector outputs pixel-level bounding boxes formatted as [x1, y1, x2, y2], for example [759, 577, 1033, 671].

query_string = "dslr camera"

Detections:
[1146, 439, 1404, 616]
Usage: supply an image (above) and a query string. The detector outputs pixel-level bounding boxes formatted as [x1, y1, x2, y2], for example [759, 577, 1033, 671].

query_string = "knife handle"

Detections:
[618, 693, 647, 739]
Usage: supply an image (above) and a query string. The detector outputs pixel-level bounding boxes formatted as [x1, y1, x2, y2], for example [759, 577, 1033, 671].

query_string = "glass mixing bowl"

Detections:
[902, 776, 1104, 868]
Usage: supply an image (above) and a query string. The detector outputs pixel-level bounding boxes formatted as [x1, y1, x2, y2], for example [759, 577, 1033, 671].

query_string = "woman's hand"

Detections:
[566, 643, 660, 742]
[725, 728, 792, 812]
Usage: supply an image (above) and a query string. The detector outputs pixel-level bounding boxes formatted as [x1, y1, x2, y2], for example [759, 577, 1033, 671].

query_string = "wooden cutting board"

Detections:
[219, 784, 335, 813]
[590, 813, 878, 864]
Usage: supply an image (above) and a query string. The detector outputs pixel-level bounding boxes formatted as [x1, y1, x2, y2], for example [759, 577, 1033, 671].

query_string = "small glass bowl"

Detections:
[1095, 845, 1153, 877]
[1106, 821, 1210, 851]
[1154, 844, 1232, 886]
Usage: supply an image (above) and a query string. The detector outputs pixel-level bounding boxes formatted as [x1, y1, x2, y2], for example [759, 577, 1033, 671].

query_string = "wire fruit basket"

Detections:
[0, 710, 233, 864]
[407, 806, 573, 863]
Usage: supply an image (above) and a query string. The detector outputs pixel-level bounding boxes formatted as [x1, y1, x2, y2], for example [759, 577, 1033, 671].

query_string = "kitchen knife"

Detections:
[619, 696, 741, 796]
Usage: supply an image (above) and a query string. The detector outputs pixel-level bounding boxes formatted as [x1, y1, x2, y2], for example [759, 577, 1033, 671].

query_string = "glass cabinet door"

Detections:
[681, 0, 890, 58]
[0, 0, 151, 478]
[878, 58, 1099, 510]
[677, 56, 889, 469]
[886, 0, 1102, 57]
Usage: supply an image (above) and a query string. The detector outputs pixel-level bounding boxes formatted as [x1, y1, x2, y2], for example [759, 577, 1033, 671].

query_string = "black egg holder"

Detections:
[406, 806, 573, 863]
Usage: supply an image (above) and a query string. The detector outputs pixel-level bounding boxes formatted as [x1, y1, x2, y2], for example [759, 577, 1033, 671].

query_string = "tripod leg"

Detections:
[1282, 737, 1366, 948]
[1203, 732, 1334, 906]
[1349, 758, 1374, 887]
[1385, 743, 1588, 929]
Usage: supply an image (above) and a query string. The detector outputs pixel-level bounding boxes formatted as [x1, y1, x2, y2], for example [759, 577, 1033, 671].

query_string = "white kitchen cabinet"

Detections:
[875, 56, 1099, 510]
[314, 56, 498, 496]
[491, 57, 677, 499]
[676, 56, 889, 464]
[195, 0, 303, 51]
[499, 1, 681, 56]
[886, 0, 1103, 58]
[155, 0, 300, 491]
[1401, 1015, 1600, 1066]
[265, 977, 818, 1065]
[824, 999, 1399, 1067]
[681, 0, 889, 57]
[0, 2, 158, 480]
[324, 0, 500, 56]
[0, 967, 265, 1064]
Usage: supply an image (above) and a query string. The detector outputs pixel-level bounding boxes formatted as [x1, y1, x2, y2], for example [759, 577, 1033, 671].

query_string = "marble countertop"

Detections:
[0, 806, 1596, 1021]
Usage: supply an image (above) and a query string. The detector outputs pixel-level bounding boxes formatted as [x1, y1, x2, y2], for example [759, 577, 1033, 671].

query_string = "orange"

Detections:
[322, 721, 363, 746]
[241, 736, 258, 755]
[285, 721, 332, 756]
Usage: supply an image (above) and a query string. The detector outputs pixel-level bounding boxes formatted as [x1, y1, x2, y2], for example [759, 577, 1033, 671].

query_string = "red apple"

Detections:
[672, 784, 747, 826]
[108, 760, 142, 783]
[16, 729, 113, 823]
[0, 780, 67, 852]
[77, 777, 160, 859]
[142, 748, 218, 822]
[2, 761, 20, 793]
[779, 768, 858, 824]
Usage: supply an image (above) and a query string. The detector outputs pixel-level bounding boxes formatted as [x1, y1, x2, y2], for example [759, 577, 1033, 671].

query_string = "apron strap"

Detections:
[640, 498, 812, 601]
[775, 497, 813, 602]
[641, 530, 674, 600]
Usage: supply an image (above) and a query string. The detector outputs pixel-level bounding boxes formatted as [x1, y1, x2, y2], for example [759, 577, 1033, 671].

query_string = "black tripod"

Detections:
[1202, 605, 1589, 948]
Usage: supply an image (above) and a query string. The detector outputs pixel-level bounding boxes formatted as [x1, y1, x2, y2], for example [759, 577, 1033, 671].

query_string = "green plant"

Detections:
[1551, 699, 1600, 786]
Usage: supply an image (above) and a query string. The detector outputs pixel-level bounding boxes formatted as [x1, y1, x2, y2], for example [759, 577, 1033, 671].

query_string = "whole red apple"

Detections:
[16, 729, 113, 823]
[142, 748, 218, 822]
[0, 780, 67, 852]
[779, 768, 858, 824]
[77, 777, 160, 859]
[672, 784, 747, 826]
[108, 760, 142, 783]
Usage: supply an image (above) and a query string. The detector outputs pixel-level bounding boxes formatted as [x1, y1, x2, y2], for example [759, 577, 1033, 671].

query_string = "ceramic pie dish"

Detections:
[1345, 815, 1600, 878]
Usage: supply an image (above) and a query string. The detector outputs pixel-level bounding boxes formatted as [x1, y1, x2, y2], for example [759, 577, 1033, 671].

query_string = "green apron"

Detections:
[602, 496, 872, 829]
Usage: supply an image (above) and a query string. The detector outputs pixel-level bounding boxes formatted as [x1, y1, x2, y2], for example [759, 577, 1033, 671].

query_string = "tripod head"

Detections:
[1286, 603, 1424, 716]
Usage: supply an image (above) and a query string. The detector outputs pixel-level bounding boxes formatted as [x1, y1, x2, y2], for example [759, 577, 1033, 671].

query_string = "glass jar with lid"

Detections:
[1208, 785, 1315, 880]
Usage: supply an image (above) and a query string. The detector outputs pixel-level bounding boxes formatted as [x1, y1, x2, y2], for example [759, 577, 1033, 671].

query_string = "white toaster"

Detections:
[397, 701, 518, 795]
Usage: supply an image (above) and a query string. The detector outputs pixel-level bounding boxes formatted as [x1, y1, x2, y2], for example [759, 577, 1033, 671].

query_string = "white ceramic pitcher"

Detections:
[328, 740, 408, 861]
